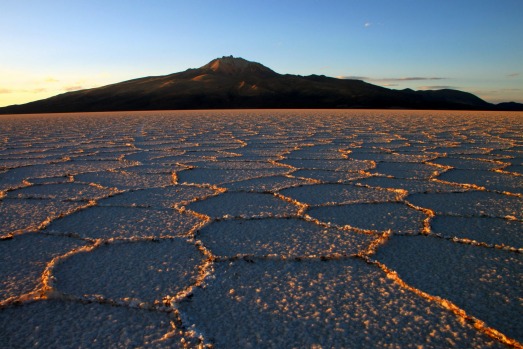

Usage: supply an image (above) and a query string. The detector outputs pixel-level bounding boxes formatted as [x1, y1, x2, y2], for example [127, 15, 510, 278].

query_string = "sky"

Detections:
[1, 0, 522, 107]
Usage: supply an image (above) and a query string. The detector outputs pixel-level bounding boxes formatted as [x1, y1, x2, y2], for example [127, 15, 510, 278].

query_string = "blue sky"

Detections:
[1, 0, 522, 106]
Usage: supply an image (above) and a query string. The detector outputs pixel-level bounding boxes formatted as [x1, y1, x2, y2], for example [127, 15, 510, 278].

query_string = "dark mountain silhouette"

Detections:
[1, 56, 521, 114]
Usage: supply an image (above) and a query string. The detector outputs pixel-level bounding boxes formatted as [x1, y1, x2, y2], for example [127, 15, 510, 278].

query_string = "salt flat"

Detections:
[0, 109, 521, 348]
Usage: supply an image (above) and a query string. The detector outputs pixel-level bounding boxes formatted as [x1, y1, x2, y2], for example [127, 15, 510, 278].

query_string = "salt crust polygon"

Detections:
[353, 176, 464, 193]
[292, 169, 368, 182]
[370, 162, 441, 179]
[280, 183, 399, 206]
[177, 168, 289, 185]
[7, 182, 113, 201]
[308, 203, 426, 234]
[98, 186, 216, 208]
[75, 170, 173, 190]
[279, 158, 374, 171]
[179, 259, 502, 348]
[437, 169, 523, 194]
[0, 300, 182, 348]
[197, 218, 374, 257]
[0, 233, 85, 301]
[375, 235, 523, 342]
[46, 206, 201, 239]
[54, 239, 204, 303]
[407, 191, 523, 219]
[187, 192, 298, 218]
[431, 216, 522, 248]
[0, 199, 84, 236]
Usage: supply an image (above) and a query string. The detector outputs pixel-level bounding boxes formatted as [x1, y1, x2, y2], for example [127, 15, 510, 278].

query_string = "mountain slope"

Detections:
[1, 56, 521, 113]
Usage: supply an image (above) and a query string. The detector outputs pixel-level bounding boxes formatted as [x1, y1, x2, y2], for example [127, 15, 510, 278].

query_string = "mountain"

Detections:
[1, 56, 522, 114]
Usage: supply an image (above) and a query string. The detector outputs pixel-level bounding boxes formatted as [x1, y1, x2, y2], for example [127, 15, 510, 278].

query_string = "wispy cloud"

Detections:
[44, 77, 59, 83]
[0, 88, 47, 94]
[418, 85, 457, 90]
[63, 85, 84, 92]
[30, 88, 47, 93]
[337, 76, 446, 82]
[381, 77, 445, 82]
[337, 75, 369, 80]
[364, 22, 372, 28]
[500, 88, 522, 91]
[507, 73, 519, 78]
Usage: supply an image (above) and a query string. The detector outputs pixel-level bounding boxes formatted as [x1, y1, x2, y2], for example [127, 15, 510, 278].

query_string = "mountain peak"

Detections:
[201, 55, 277, 76]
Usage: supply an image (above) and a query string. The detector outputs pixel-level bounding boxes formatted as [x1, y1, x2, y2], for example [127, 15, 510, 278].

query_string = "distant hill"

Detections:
[1, 56, 522, 114]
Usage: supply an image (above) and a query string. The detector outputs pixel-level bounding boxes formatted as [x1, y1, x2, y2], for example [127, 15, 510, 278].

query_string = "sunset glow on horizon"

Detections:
[1, 0, 522, 107]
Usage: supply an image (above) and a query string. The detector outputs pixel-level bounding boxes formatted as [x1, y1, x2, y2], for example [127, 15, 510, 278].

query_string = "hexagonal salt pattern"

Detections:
[1, 110, 521, 348]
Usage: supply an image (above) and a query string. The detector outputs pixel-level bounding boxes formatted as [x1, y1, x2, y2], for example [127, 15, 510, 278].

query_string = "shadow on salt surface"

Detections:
[53, 239, 204, 304]
[280, 183, 401, 206]
[0, 233, 86, 302]
[374, 235, 523, 342]
[370, 162, 441, 179]
[291, 169, 368, 183]
[7, 183, 114, 201]
[179, 259, 502, 348]
[98, 186, 217, 209]
[196, 218, 374, 258]
[75, 170, 174, 190]
[46, 206, 201, 239]
[352, 176, 465, 193]
[186, 192, 298, 218]
[437, 169, 523, 194]
[431, 216, 523, 248]
[177, 168, 290, 185]
[0, 300, 182, 348]
[407, 192, 523, 219]
[0, 199, 84, 236]
[307, 203, 426, 234]
[223, 175, 311, 192]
